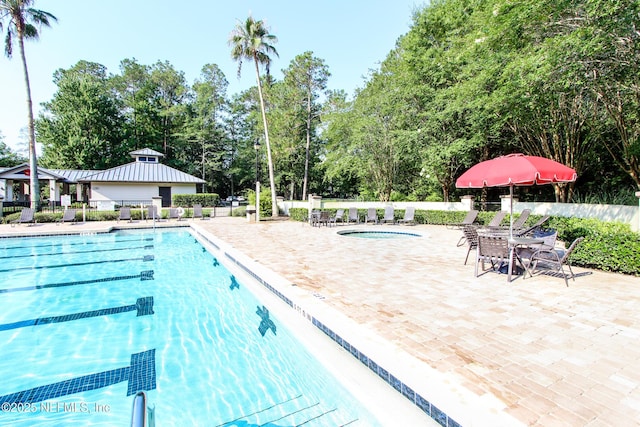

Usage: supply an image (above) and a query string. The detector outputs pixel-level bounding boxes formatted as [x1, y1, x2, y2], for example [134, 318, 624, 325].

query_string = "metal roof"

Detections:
[49, 169, 100, 182]
[77, 162, 205, 184]
[129, 148, 164, 158]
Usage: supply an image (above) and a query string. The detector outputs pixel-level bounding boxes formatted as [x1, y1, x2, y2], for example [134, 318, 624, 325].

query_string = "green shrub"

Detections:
[173, 193, 220, 207]
[247, 189, 273, 218]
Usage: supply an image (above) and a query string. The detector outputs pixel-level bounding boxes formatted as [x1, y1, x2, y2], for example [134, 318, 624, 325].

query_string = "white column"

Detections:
[460, 195, 475, 211]
[49, 179, 60, 203]
[256, 181, 260, 222]
[5, 180, 14, 201]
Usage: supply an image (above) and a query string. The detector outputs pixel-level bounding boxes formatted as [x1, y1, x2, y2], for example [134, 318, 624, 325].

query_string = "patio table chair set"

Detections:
[468, 222, 584, 285]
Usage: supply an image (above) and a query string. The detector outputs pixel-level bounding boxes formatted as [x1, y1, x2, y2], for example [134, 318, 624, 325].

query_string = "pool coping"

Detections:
[190, 223, 522, 427]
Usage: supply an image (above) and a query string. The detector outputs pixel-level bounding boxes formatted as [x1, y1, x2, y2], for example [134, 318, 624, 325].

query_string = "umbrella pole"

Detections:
[509, 185, 514, 239]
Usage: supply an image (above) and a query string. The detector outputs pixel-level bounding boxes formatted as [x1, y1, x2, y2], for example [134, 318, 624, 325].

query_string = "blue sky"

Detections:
[0, 0, 423, 152]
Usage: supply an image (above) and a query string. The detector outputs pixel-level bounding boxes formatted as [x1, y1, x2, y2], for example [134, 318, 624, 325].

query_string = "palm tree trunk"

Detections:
[18, 34, 40, 211]
[253, 57, 278, 217]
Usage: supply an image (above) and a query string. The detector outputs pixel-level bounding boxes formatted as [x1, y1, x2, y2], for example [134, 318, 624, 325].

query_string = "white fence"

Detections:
[277, 196, 640, 231]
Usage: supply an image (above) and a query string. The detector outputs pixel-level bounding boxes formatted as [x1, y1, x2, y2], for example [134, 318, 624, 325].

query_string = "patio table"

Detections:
[508, 237, 543, 281]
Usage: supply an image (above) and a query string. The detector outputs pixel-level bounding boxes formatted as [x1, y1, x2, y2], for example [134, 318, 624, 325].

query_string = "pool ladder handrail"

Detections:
[131, 391, 155, 427]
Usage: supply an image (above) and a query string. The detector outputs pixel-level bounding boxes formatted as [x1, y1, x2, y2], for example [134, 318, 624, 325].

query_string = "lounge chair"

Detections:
[56, 209, 77, 225]
[10, 208, 35, 227]
[347, 207, 359, 224]
[381, 206, 395, 224]
[118, 206, 132, 222]
[448, 209, 479, 230]
[193, 204, 204, 220]
[146, 205, 160, 221]
[510, 209, 531, 230]
[329, 209, 345, 226]
[485, 211, 507, 228]
[526, 236, 585, 286]
[168, 207, 185, 221]
[365, 208, 378, 224]
[515, 215, 550, 237]
[397, 207, 415, 225]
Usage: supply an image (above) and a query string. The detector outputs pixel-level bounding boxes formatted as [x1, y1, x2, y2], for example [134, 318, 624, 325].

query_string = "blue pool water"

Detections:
[0, 229, 382, 426]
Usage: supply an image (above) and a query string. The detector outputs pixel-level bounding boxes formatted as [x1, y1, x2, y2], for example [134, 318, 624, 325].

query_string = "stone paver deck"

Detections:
[2, 217, 639, 426]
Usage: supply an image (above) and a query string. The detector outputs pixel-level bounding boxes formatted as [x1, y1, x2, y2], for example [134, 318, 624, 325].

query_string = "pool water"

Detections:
[0, 230, 381, 426]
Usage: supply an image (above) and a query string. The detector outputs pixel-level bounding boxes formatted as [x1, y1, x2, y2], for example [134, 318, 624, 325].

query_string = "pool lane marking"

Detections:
[0, 255, 154, 273]
[0, 237, 154, 252]
[0, 270, 154, 294]
[0, 349, 156, 405]
[0, 245, 154, 260]
[0, 296, 154, 331]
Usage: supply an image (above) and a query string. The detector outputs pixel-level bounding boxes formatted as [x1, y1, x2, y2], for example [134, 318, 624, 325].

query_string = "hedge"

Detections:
[289, 207, 640, 276]
[173, 193, 220, 207]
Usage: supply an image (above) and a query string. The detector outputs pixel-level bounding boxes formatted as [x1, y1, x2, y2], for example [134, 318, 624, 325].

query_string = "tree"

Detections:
[0, 0, 56, 210]
[184, 63, 229, 190]
[37, 61, 126, 169]
[281, 52, 330, 201]
[229, 15, 279, 217]
[0, 132, 26, 166]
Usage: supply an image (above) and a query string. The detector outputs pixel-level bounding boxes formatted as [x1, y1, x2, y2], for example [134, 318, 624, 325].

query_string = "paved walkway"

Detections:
[2, 218, 639, 426]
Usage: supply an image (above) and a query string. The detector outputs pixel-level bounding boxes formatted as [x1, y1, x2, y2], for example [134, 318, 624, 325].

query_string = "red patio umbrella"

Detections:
[455, 153, 577, 236]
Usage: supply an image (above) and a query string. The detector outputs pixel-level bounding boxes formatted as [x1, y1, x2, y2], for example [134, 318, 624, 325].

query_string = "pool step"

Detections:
[216, 394, 359, 426]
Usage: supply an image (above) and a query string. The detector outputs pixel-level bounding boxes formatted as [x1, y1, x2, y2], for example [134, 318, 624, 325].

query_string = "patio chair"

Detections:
[318, 210, 331, 227]
[310, 209, 321, 226]
[517, 228, 558, 273]
[329, 209, 345, 226]
[448, 209, 479, 230]
[475, 234, 512, 279]
[381, 206, 395, 224]
[56, 209, 77, 225]
[365, 208, 378, 224]
[10, 208, 35, 227]
[526, 236, 585, 286]
[462, 225, 479, 265]
[118, 206, 132, 223]
[347, 207, 359, 224]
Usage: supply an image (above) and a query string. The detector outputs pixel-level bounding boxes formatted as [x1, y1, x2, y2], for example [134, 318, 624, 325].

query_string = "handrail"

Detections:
[130, 391, 147, 427]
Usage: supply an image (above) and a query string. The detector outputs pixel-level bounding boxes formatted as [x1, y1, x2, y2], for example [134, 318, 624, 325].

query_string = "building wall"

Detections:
[89, 182, 197, 203]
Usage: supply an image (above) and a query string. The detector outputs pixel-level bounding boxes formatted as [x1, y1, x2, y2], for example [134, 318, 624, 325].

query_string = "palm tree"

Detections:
[0, 0, 56, 211]
[229, 16, 279, 217]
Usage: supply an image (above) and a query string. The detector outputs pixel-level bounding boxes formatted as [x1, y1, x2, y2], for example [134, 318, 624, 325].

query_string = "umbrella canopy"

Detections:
[455, 153, 577, 188]
[456, 153, 577, 237]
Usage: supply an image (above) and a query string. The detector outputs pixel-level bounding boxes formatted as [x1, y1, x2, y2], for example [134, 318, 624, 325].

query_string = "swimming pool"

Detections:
[0, 229, 383, 426]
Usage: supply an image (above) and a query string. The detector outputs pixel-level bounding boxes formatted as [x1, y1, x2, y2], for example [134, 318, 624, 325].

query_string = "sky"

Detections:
[0, 0, 424, 152]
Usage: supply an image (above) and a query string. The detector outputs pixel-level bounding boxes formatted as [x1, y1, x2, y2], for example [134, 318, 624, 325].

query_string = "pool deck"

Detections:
[2, 217, 639, 426]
